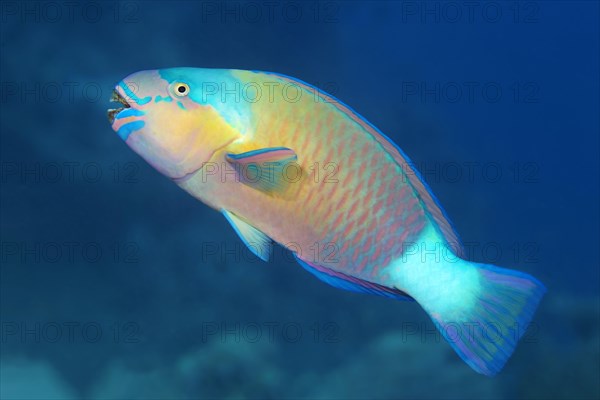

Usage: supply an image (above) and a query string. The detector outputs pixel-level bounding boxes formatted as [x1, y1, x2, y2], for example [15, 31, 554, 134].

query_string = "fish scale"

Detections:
[252, 84, 430, 281]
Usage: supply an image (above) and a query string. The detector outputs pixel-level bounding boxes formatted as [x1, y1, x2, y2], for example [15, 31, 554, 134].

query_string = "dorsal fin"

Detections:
[259, 71, 465, 257]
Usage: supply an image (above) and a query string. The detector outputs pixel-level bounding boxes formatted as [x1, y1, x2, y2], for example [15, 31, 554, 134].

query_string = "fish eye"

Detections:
[173, 82, 190, 97]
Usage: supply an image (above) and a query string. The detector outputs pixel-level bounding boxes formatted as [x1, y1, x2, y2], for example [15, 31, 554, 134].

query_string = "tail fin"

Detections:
[426, 263, 546, 376]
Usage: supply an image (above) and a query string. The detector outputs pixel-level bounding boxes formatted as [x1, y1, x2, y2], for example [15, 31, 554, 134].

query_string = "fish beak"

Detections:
[107, 88, 131, 124]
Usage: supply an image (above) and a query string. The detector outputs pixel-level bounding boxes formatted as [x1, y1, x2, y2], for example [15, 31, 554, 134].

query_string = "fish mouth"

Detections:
[107, 89, 131, 124]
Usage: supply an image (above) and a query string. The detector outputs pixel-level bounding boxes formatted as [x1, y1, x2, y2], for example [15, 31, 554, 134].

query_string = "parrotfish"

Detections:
[108, 68, 545, 376]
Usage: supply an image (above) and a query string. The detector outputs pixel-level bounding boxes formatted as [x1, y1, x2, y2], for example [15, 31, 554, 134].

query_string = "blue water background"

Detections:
[1, 1, 598, 398]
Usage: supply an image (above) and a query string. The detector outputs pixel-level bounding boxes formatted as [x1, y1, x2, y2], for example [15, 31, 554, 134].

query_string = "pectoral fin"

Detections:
[221, 209, 272, 262]
[225, 147, 302, 197]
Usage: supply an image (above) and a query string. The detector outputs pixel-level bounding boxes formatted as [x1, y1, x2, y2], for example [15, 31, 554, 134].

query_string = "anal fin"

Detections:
[294, 255, 414, 301]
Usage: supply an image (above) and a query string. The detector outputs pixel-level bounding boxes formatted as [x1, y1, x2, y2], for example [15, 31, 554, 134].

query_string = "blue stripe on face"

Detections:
[117, 120, 145, 141]
[119, 81, 152, 105]
[115, 108, 145, 119]
[155, 95, 172, 103]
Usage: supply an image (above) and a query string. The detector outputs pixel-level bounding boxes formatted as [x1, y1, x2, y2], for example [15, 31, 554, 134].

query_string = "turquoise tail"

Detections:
[426, 263, 546, 376]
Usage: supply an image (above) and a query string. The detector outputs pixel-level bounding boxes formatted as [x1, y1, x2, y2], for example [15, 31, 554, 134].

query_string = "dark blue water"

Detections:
[1, 1, 598, 398]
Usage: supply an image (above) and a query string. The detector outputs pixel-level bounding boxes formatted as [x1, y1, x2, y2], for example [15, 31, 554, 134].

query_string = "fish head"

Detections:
[108, 68, 243, 180]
